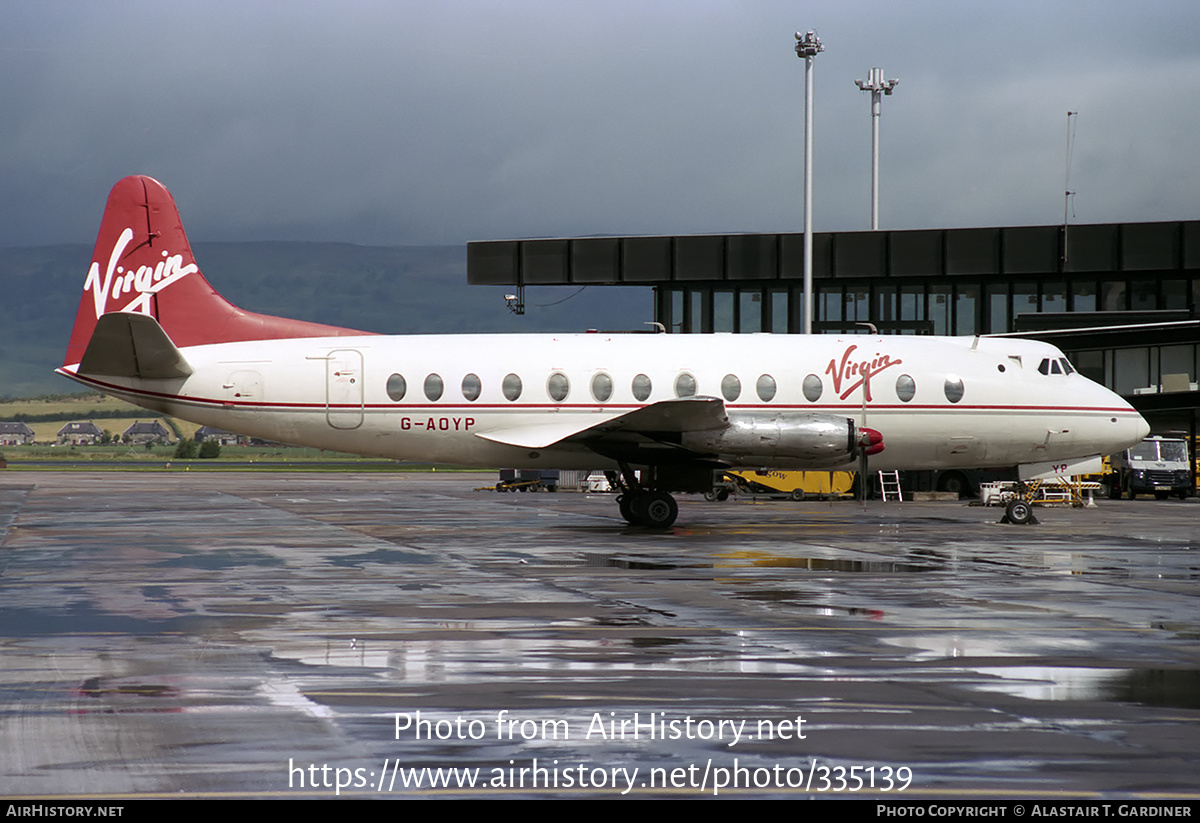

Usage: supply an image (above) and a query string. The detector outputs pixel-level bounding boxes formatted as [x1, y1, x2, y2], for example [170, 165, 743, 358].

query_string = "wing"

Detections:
[474, 396, 728, 457]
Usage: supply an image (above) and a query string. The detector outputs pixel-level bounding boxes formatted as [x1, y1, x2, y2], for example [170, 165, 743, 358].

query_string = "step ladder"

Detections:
[878, 470, 903, 502]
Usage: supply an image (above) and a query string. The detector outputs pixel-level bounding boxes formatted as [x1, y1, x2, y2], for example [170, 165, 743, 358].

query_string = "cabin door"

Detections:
[326, 349, 364, 430]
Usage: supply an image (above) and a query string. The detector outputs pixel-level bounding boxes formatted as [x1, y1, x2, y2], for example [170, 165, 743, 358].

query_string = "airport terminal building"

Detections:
[469, 220, 1200, 489]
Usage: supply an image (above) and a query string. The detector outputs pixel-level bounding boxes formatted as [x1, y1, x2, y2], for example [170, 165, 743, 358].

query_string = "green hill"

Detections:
[0, 242, 650, 398]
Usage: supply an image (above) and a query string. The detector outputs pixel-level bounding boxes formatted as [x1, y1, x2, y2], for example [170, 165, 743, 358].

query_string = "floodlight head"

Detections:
[794, 29, 824, 59]
[857, 67, 899, 95]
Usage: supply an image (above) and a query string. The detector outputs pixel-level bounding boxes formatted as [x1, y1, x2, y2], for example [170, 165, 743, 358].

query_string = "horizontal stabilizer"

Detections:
[474, 396, 728, 450]
[77, 312, 193, 379]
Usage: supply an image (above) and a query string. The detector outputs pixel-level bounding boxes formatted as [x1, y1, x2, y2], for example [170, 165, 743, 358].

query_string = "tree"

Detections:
[173, 440, 198, 459]
[198, 440, 221, 459]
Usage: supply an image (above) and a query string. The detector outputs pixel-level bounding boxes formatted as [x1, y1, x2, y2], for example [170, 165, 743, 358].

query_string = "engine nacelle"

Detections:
[681, 411, 861, 467]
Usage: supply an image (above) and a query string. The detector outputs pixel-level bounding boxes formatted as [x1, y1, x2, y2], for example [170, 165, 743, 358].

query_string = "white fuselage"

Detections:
[62, 332, 1148, 472]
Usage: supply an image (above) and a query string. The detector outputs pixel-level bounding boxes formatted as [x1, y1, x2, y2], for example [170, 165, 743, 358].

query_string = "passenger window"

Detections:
[802, 374, 822, 402]
[675, 373, 697, 398]
[944, 376, 964, 403]
[632, 374, 652, 401]
[756, 374, 777, 402]
[424, 374, 444, 402]
[591, 373, 613, 402]
[461, 373, 481, 401]
[895, 374, 916, 402]
[502, 373, 522, 401]
[386, 373, 407, 402]
[721, 374, 741, 402]
[547, 372, 570, 402]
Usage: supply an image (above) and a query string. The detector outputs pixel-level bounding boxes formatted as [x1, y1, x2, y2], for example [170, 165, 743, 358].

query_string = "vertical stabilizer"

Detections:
[64, 176, 370, 368]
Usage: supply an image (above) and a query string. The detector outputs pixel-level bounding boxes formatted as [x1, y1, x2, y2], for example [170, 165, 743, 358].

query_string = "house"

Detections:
[195, 426, 241, 446]
[57, 421, 105, 445]
[0, 422, 34, 445]
[122, 420, 171, 444]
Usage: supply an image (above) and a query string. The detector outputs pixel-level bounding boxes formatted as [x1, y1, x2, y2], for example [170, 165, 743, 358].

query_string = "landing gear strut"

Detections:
[607, 464, 680, 528]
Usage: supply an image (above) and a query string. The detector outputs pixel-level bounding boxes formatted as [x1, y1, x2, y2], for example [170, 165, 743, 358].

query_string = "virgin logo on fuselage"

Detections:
[825, 344, 902, 401]
[83, 227, 198, 319]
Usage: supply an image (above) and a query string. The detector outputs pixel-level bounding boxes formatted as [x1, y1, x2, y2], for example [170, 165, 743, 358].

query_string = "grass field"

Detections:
[0, 392, 139, 418]
[0, 442, 478, 471]
[0, 392, 498, 472]
[0, 392, 370, 467]
[0, 393, 197, 444]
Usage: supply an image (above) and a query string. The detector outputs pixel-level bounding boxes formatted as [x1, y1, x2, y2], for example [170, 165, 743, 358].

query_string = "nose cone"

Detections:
[1083, 378, 1149, 455]
[1108, 395, 1149, 453]
[1134, 412, 1151, 442]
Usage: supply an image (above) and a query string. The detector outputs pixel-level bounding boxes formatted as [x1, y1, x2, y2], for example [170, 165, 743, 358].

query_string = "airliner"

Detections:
[58, 176, 1149, 527]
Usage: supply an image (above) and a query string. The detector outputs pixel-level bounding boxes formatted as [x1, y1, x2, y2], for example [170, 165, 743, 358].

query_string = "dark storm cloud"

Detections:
[1, 0, 1197, 248]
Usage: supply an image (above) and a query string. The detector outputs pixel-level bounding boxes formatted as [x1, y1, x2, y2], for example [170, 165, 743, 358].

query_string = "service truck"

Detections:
[1108, 436, 1192, 500]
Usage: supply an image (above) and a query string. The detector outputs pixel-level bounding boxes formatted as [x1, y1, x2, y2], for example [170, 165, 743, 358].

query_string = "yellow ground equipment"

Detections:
[723, 469, 854, 501]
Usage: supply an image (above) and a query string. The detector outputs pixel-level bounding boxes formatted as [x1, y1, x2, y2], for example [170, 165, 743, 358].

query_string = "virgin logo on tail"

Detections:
[82, 227, 198, 319]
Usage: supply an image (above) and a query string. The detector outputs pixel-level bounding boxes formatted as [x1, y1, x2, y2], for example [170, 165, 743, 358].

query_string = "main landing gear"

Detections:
[607, 464, 680, 528]
[617, 490, 679, 528]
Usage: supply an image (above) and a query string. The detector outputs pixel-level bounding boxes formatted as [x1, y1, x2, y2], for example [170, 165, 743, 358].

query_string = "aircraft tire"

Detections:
[633, 492, 678, 528]
[617, 494, 638, 524]
[1005, 499, 1034, 525]
[937, 471, 969, 498]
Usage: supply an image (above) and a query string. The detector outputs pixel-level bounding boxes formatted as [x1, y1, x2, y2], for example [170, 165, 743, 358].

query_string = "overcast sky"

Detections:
[3, 0, 1198, 249]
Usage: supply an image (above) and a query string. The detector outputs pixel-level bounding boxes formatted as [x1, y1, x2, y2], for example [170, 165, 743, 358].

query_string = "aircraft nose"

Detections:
[1112, 403, 1150, 451]
[1134, 413, 1151, 442]
[1094, 380, 1149, 452]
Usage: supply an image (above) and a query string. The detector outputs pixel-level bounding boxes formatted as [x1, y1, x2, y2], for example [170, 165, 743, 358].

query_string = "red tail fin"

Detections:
[64, 176, 371, 368]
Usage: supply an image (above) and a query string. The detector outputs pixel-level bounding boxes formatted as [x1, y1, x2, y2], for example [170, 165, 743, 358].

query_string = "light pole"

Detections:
[795, 30, 823, 334]
[854, 67, 898, 231]
[1064, 111, 1077, 266]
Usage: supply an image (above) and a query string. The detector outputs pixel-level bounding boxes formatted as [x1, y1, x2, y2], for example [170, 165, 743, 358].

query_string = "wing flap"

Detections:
[473, 397, 728, 450]
[474, 416, 625, 450]
[77, 312, 193, 379]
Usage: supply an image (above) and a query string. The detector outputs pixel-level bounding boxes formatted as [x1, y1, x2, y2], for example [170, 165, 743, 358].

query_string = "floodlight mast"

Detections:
[854, 67, 898, 231]
[795, 30, 823, 335]
[1064, 110, 1077, 265]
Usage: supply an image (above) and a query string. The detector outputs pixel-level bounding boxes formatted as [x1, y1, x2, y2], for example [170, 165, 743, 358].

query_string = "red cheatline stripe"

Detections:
[61, 372, 1138, 417]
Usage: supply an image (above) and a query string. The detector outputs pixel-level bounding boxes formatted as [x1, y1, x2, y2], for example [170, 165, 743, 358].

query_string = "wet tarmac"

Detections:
[1, 471, 1198, 799]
